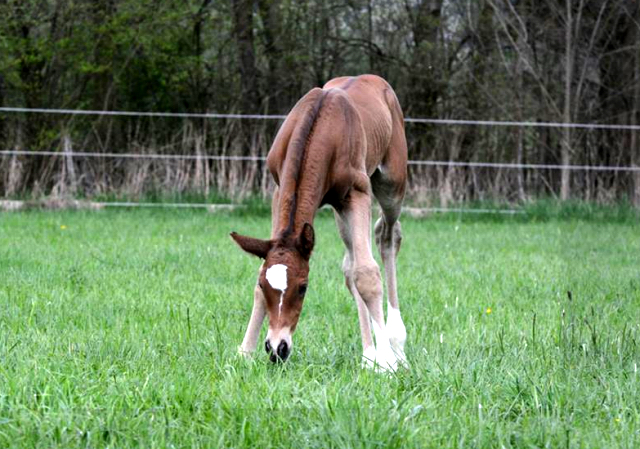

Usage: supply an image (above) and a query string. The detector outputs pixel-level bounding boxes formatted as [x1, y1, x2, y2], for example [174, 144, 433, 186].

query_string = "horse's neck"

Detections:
[275, 164, 328, 237]
[274, 187, 321, 237]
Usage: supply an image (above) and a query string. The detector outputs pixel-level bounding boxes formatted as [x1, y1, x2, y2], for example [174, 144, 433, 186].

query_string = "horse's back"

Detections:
[323, 75, 406, 177]
[268, 75, 407, 207]
[323, 75, 395, 129]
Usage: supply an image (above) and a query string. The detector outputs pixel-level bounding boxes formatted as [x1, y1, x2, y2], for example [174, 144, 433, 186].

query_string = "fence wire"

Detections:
[0, 199, 523, 215]
[3, 106, 640, 130]
[2, 106, 638, 214]
[1, 150, 639, 172]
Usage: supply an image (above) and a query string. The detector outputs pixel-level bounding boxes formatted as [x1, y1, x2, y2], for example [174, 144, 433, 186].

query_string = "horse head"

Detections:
[231, 223, 314, 362]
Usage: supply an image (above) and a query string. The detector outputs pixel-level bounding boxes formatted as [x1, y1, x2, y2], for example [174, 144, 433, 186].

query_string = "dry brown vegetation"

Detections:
[1, 0, 639, 205]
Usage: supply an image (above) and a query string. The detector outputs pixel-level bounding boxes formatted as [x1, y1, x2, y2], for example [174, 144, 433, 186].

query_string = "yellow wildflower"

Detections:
[60, 225, 67, 230]
[486, 307, 492, 314]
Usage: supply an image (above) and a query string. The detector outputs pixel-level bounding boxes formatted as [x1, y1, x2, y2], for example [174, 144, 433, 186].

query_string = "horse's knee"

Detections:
[375, 218, 402, 257]
[342, 254, 353, 288]
[354, 263, 383, 303]
[393, 221, 402, 253]
[374, 217, 384, 249]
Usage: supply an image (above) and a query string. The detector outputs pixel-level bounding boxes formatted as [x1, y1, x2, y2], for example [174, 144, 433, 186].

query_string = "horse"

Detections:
[231, 74, 408, 371]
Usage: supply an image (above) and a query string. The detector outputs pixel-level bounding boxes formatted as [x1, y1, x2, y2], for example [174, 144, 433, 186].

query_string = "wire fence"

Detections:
[0, 199, 524, 215]
[2, 106, 639, 213]
[1, 150, 639, 172]
[3, 106, 640, 130]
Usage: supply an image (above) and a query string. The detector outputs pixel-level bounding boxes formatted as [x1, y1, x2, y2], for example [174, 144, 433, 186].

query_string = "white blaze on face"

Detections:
[266, 264, 288, 316]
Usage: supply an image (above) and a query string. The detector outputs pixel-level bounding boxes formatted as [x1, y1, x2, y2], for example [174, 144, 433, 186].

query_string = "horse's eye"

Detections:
[299, 284, 307, 297]
[258, 282, 265, 290]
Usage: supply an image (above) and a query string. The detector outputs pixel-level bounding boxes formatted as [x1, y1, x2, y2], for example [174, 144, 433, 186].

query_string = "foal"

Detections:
[231, 74, 408, 371]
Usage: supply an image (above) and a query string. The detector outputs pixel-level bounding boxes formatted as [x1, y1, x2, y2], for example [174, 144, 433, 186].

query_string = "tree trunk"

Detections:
[233, 0, 259, 114]
[367, 0, 374, 72]
[193, 0, 213, 112]
[0, 73, 5, 146]
[257, 0, 283, 112]
[515, 55, 526, 201]
[407, 0, 442, 118]
[632, 4, 640, 208]
[232, 0, 259, 159]
[560, 0, 573, 201]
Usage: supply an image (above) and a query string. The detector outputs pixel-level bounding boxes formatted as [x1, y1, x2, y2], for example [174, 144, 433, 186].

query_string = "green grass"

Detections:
[1, 208, 639, 448]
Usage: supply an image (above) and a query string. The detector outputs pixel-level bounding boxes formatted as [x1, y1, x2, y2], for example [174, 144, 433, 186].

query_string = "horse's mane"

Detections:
[280, 90, 327, 238]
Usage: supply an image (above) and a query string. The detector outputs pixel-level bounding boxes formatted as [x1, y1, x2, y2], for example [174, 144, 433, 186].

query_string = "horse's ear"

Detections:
[296, 222, 315, 260]
[230, 232, 273, 259]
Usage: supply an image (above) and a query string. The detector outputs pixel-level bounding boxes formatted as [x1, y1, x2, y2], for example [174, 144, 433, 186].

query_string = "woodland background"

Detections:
[1, 0, 639, 205]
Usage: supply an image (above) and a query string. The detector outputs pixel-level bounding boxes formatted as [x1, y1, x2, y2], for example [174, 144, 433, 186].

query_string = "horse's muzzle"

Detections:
[265, 339, 290, 363]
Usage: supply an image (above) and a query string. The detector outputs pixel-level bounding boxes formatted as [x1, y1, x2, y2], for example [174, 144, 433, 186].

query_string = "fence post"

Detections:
[64, 134, 77, 195]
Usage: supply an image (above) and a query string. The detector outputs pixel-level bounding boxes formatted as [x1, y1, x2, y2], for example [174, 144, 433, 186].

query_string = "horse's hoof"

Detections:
[361, 347, 377, 370]
[392, 348, 409, 369]
[375, 351, 398, 373]
[237, 346, 254, 358]
[361, 348, 398, 373]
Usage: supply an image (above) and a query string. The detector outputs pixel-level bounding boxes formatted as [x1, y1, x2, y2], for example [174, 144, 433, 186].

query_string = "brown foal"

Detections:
[231, 74, 408, 371]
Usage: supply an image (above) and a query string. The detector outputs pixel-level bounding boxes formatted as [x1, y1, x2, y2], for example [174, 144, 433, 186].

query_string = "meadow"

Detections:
[1, 207, 639, 448]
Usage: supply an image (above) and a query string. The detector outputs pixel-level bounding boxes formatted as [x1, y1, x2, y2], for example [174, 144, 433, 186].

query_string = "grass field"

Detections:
[1, 208, 639, 448]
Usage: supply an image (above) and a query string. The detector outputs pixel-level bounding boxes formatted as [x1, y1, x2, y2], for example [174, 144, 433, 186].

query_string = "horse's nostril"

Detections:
[266, 339, 289, 363]
[277, 340, 289, 361]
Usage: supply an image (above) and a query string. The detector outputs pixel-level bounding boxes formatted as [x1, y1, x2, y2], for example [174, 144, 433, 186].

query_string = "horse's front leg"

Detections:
[238, 282, 267, 355]
[238, 186, 280, 355]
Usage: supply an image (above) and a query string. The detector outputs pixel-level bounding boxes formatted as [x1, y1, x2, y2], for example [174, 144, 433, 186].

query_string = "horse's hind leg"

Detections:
[374, 214, 407, 365]
[371, 149, 408, 364]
